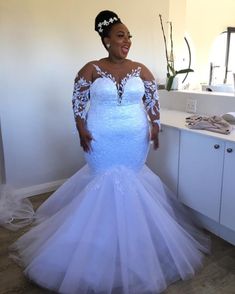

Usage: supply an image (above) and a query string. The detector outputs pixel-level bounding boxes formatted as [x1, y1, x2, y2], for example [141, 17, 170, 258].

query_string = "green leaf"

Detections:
[175, 68, 194, 75]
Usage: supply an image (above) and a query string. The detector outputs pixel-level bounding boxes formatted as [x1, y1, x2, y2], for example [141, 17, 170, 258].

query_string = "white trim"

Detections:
[14, 178, 67, 199]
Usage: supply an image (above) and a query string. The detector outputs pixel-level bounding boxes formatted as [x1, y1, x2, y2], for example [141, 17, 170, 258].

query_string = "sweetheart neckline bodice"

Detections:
[89, 75, 145, 107]
[92, 64, 142, 87]
[90, 65, 144, 104]
[72, 66, 159, 120]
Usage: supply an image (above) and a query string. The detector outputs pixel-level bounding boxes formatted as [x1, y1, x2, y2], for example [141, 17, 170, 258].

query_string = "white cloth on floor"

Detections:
[0, 185, 34, 231]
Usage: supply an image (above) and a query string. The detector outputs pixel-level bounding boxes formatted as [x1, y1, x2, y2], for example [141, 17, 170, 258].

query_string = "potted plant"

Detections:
[159, 14, 194, 91]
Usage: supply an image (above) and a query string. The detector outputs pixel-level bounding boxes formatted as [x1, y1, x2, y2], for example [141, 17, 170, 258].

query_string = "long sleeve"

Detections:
[143, 80, 160, 128]
[72, 75, 92, 121]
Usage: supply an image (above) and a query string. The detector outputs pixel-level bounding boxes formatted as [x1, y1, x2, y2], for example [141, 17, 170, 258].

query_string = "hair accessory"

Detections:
[97, 17, 118, 33]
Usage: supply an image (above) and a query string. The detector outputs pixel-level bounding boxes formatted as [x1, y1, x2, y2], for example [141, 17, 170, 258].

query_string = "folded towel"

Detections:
[185, 114, 233, 134]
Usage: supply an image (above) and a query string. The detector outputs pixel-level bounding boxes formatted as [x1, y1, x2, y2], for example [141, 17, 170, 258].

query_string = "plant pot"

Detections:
[171, 76, 179, 90]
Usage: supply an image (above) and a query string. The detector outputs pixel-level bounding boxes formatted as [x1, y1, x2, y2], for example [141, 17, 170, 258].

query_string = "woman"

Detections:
[10, 10, 209, 294]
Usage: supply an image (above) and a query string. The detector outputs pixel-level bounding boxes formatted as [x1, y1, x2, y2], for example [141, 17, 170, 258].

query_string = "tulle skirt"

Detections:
[10, 164, 210, 294]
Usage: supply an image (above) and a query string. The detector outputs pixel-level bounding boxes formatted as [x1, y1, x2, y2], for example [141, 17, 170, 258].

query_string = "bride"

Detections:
[10, 10, 210, 294]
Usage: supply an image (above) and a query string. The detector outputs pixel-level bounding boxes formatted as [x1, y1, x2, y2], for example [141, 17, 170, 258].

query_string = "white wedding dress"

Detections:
[10, 65, 210, 294]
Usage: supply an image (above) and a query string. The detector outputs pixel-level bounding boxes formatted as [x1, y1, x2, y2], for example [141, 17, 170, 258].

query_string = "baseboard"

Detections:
[14, 178, 67, 199]
[189, 207, 235, 246]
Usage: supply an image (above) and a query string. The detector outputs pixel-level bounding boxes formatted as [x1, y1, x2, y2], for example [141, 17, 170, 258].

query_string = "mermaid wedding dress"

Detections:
[10, 65, 210, 294]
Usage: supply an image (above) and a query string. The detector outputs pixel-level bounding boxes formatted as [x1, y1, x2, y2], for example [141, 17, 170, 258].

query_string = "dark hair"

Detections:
[95, 10, 122, 49]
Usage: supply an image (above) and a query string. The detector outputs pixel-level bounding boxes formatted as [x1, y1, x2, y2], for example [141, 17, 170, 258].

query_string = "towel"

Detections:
[185, 114, 233, 134]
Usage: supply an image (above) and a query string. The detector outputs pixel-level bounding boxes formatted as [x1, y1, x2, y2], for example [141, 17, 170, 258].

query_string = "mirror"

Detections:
[201, 27, 235, 92]
[209, 27, 235, 85]
[183, 0, 235, 91]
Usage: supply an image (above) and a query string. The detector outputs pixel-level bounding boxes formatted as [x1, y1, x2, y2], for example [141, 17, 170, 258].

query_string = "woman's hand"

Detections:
[150, 124, 159, 150]
[78, 128, 93, 153]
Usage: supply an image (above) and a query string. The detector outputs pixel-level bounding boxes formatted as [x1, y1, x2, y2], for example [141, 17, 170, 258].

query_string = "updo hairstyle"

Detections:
[95, 10, 122, 49]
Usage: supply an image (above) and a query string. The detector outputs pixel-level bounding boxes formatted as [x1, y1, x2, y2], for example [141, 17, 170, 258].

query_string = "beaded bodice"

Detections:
[72, 64, 160, 126]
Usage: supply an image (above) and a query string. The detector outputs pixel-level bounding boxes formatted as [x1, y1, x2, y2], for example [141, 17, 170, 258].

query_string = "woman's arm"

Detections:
[72, 63, 94, 152]
[139, 63, 160, 149]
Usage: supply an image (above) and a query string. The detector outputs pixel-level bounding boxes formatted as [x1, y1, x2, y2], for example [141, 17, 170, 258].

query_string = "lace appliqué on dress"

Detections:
[93, 64, 141, 104]
[143, 80, 160, 127]
[72, 77, 92, 119]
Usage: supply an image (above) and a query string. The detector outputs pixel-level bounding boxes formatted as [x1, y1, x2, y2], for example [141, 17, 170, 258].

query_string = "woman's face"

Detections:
[105, 23, 132, 59]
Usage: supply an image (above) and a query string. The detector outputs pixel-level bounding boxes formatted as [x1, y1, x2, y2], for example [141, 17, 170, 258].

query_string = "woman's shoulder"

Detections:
[75, 60, 99, 80]
[129, 60, 142, 67]
[78, 60, 98, 72]
[130, 61, 155, 80]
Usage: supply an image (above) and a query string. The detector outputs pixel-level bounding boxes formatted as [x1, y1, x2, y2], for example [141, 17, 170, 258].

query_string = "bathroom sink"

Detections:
[201, 84, 234, 93]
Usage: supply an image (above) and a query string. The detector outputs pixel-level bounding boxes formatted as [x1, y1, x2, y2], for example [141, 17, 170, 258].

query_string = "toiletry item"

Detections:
[222, 112, 235, 124]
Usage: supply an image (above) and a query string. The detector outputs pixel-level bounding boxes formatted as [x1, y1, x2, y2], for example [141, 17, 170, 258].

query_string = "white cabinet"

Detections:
[220, 142, 235, 231]
[178, 131, 224, 221]
[148, 125, 235, 234]
[146, 126, 180, 194]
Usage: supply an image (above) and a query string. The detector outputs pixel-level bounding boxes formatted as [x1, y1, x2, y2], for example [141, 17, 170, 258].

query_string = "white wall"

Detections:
[0, 120, 6, 184]
[0, 0, 169, 194]
[169, 0, 187, 66]
[160, 90, 235, 116]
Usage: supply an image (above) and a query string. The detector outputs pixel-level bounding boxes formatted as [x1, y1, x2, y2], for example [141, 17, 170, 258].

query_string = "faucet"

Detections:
[209, 62, 220, 85]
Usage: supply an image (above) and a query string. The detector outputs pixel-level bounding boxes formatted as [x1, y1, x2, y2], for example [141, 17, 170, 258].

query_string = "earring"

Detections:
[106, 43, 110, 49]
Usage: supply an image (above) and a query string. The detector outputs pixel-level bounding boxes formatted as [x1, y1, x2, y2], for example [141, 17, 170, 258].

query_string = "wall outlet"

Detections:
[186, 99, 197, 113]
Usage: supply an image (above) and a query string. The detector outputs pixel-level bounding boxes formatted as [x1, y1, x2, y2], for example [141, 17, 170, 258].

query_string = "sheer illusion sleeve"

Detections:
[143, 80, 160, 128]
[72, 74, 92, 121]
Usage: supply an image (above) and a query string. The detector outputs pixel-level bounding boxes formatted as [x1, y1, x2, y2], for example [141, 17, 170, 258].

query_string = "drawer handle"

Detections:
[214, 144, 220, 149]
[226, 148, 233, 153]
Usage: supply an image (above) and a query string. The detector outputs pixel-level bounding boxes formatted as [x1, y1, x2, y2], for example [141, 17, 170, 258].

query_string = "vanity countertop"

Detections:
[161, 108, 235, 143]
